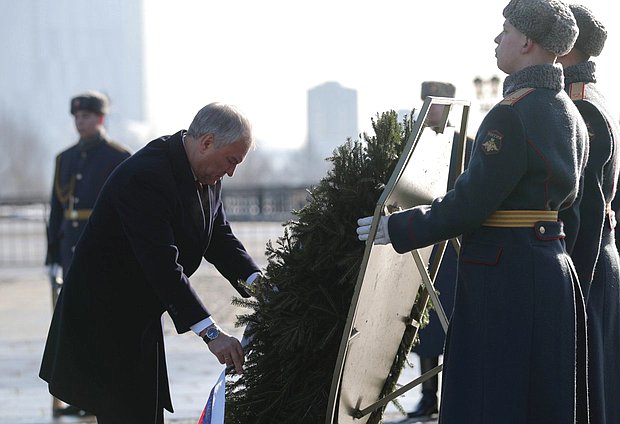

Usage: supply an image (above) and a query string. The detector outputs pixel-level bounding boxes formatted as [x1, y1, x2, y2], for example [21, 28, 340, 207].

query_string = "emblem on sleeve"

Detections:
[481, 130, 503, 155]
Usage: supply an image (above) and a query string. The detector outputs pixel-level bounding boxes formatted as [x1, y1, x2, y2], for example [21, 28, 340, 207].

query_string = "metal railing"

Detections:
[0, 199, 48, 267]
[0, 186, 309, 267]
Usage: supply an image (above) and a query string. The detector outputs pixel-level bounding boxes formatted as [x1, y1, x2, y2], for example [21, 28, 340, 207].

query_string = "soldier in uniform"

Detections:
[46, 91, 131, 279]
[45, 91, 130, 416]
[408, 81, 474, 419]
[358, 0, 589, 422]
[558, 5, 620, 423]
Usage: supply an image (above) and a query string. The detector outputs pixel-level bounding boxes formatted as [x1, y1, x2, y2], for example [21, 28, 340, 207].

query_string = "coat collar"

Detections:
[165, 130, 207, 236]
[167, 130, 195, 186]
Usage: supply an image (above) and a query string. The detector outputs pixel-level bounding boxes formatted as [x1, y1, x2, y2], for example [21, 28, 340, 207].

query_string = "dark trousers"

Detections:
[420, 356, 439, 399]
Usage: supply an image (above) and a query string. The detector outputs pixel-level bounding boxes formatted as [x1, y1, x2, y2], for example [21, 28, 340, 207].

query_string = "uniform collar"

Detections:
[77, 132, 106, 151]
[503, 63, 564, 97]
[563, 61, 597, 86]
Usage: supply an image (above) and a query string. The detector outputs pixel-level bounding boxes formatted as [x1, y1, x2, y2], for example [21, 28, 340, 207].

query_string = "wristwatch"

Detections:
[202, 324, 220, 344]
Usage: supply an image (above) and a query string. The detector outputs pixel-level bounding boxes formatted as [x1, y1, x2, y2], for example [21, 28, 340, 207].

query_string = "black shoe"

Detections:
[53, 405, 93, 417]
[407, 395, 438, 418]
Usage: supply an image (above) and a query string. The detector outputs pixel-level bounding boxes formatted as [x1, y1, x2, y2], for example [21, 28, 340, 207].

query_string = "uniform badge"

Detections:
[481, 130, 503, 155]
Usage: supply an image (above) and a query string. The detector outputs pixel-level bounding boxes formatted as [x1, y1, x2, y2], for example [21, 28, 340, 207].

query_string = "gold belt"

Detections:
[64, 209, 92, 220]
[483, 210, 558, 228]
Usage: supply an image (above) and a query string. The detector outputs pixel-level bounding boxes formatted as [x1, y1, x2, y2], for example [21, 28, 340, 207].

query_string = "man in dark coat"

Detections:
[358, 0, 589, 422]
[408, 81, 473, 419]
[559, 5, 620, 423]
[40, 102, 262, 424]
[45, 90, 131, 417]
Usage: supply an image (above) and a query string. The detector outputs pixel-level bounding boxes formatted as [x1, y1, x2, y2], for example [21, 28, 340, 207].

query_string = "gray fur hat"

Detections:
[70, 91, 109, 115]
[503, 0, 579, 56]
[420, 81, 456, 100]
[570, 4, 607, 57]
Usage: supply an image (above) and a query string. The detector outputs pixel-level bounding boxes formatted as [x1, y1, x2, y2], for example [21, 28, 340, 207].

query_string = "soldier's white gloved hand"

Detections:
[356, 215, 391, 245]
[48, 263, 61, 281]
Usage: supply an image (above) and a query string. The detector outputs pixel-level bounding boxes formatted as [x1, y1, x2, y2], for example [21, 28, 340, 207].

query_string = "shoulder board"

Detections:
[500, 87, 535, 106]
[107, 141, 131, 154]
[568, 82, 586, 101]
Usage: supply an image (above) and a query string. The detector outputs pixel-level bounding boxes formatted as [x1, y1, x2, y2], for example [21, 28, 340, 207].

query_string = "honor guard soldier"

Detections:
[357, 0, 589, 422]
[408, 81, 474, 419]
[45, 91, 130, 416]
[46, 91, 131, 280]
[558, 5, 620, 423]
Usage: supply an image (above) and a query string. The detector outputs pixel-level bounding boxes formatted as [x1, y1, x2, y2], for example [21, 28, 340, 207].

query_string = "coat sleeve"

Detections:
[389, 105, 528, 253]
[46, 154, 64, 265]
[562, 101, 608, 287]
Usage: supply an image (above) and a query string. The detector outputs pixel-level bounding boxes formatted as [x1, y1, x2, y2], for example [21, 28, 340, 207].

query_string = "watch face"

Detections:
[207, 326, 220, 340]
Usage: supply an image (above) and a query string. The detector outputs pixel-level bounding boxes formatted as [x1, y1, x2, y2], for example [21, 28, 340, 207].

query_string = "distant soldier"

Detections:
[45, 91, 130, 416]
[408, 81, 473, 419]
[46, 91, 131, 280]
[558, 5, 620, 423]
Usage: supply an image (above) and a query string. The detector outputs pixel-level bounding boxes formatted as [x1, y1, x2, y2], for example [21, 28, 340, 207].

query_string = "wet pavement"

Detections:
[0, 263, 434, 424]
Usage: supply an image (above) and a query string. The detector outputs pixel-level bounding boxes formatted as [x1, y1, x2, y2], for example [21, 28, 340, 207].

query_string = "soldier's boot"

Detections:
[407, 356, 439, 418]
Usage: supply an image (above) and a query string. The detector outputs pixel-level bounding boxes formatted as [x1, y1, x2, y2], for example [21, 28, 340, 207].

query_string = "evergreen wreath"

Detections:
[226, 110, 428, 423]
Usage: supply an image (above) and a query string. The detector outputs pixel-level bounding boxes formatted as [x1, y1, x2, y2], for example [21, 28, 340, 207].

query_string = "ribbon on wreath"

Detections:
[198, 368, 226, 424]
[197, 323, 255, 424]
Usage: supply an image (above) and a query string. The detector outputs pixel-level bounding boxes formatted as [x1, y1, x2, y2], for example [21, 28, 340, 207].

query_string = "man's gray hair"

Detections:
[187, 102, 253, 148]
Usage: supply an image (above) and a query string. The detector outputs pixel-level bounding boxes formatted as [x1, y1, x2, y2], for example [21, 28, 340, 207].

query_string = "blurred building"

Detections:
[0, 0, 148, 198]
[305, 81, 358, 181]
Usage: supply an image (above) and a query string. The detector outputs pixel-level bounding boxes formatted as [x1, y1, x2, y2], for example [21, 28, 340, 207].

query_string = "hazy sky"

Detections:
[144, 0, 619, 150]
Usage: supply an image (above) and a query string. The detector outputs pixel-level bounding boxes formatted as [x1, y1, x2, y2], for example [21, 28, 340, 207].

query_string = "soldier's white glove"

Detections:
[48, 263, 61, 281]
[356, 216, 391, 245]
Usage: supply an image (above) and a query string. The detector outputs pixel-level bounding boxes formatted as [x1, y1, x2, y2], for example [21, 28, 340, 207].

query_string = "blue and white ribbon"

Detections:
[198, 368, 226, 424]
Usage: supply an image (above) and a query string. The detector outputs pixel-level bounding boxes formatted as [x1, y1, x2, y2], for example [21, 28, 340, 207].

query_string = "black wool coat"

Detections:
[40, 130, 260, 416]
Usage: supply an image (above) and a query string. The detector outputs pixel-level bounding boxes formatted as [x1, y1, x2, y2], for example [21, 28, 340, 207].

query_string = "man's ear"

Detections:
[199, 133, 215, 151]
[521, 37, 534, 52]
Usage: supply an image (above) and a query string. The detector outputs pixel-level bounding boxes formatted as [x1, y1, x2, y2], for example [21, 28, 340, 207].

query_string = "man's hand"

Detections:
[356, 215, 391, 245]
[206, 331, 245, 375]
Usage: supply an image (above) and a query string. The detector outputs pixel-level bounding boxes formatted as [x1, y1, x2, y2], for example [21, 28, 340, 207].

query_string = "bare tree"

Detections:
[0, 114, 49, 199]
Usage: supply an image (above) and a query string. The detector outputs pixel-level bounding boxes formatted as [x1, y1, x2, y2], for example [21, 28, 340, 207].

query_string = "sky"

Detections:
[144, 0, 619, 150]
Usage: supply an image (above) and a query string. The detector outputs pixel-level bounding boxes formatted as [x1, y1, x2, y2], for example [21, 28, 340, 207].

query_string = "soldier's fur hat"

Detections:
[420, 81, 456, 100]
[503, 0, 579, 56]
[70, 91, 109, 115]
[570, 4, 607, 57]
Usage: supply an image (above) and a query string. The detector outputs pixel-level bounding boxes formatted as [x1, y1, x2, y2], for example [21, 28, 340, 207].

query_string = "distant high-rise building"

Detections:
[307, 81, 358, 169]
[0, 0, 147, 197]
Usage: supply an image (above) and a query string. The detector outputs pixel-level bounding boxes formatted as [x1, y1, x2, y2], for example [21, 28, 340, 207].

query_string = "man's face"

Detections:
[74, 110, 103, 139]
[195, 135, 251, 186]
[494, 20, 527, 74]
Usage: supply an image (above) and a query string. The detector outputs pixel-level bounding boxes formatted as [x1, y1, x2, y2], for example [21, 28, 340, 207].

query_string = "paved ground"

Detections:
[0, 223, 437, 424]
